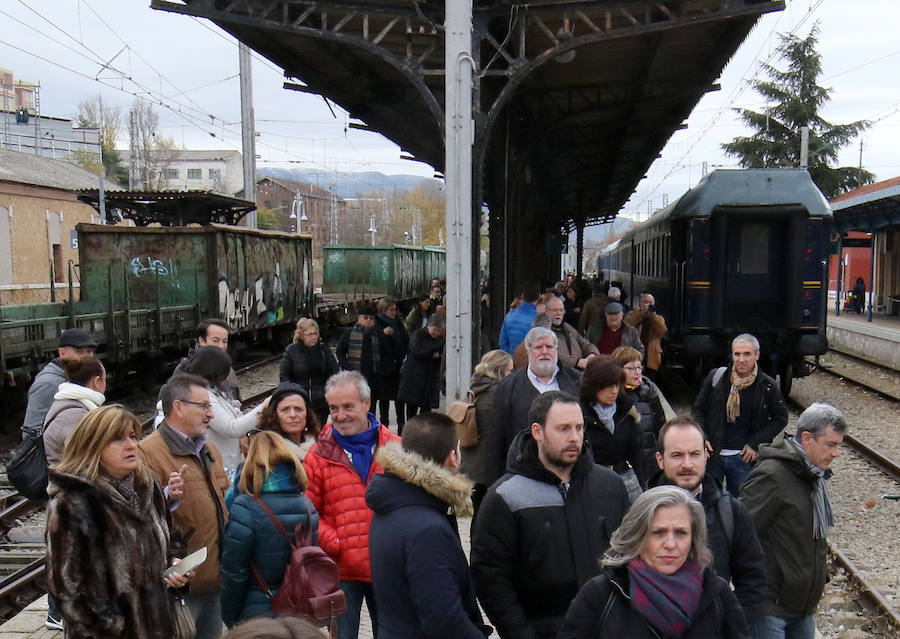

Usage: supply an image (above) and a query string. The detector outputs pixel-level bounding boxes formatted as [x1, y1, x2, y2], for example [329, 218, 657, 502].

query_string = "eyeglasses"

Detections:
[623, 365, 643, 372]
[181, 400, 213, 411]
[245, 429, 263, 439]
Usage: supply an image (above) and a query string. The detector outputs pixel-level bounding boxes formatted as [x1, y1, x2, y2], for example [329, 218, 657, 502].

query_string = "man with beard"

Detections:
[544, 295, 598, 371]
[472, 391, 629, 639]
[485, 327, 581, 485]
[693, 333, 787, 497]
[651, 414, 765, 624]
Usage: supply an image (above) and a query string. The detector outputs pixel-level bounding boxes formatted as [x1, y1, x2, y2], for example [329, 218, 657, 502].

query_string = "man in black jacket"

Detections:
[692, 333, 787, 497]
[651, 415, 765, 624]
[471, 391, 629, 639]
[367, 413, 489, 638]
[484, 327, 581, 485]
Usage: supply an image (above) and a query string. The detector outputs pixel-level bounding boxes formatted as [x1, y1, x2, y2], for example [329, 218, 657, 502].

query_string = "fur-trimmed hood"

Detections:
[370, 441, 474, 515]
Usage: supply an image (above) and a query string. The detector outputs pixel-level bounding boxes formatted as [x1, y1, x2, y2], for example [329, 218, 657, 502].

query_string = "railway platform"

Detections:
[827, 308, 900, 370]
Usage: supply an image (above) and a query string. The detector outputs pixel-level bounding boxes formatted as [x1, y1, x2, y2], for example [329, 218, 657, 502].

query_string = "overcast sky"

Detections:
[2, 0, 898, 217]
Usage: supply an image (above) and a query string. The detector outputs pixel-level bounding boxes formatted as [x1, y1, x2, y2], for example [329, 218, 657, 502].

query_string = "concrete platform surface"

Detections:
[827, 308, 900, 370]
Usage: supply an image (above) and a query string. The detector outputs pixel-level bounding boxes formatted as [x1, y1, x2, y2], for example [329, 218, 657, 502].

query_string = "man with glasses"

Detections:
[544, 295, 598, 371]
[139, 373, 230, 639]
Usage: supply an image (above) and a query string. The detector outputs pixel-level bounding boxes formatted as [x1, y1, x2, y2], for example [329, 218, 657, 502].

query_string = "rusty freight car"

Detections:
[0, 224, 313, 402]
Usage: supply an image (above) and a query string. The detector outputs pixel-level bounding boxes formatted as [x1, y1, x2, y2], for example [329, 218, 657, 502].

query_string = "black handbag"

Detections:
[7, 433, 49, 500]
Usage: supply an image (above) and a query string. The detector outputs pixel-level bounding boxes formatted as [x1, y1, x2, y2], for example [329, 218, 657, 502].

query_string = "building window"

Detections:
[187, 168, 202, 180]
[164, 168, 178, 179]
[52, 243, 64, 283]
[208, 169, 221, 180]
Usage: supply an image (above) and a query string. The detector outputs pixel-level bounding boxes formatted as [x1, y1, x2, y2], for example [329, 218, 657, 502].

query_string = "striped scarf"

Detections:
[347, 324, 380, 372]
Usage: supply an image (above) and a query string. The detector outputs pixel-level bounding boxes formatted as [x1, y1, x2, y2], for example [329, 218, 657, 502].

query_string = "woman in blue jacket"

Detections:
[220, 430, 318, 626]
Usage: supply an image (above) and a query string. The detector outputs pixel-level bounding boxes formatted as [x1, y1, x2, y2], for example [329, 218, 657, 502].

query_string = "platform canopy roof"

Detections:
[76, 189, 257, 226]
[830, 176, 900, 233]
[152, 0, 782, 230]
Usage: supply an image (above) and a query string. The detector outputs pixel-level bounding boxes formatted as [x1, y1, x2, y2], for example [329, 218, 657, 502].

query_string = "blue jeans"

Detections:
[719, 454, 753, 498]
[338, 580, 378, 639]
[754, 614, 815, 639]
[185, 590, 222, 639]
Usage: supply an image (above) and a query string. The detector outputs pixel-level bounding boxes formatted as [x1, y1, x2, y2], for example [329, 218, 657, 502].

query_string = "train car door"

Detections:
[723, 217, 787, 331]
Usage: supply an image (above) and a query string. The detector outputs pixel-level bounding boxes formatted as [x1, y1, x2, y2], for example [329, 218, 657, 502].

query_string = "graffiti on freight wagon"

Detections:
[218, 260, 287, 329]
[129, 256, 177, 278]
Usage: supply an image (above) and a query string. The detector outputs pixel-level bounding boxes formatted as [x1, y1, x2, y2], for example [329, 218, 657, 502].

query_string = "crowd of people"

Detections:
[21, 273, 849, 639]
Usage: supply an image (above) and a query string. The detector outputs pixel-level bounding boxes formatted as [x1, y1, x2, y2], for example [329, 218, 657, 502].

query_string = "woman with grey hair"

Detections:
[558, 486, 747, 639]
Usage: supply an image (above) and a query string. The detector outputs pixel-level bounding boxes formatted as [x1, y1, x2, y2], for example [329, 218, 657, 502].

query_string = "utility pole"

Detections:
[239, 43, 257, 226]
[128, 108, 139, 190]
[445, 0, 474, 401]
[800, 126, 809, 168]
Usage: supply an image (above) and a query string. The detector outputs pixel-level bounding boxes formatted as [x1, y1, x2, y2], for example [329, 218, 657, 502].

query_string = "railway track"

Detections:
[814, 348, 900, 403]
[0, 354, 282, 625]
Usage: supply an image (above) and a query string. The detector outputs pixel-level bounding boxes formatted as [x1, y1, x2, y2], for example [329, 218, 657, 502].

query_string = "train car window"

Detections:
[740, 223, 769, 274]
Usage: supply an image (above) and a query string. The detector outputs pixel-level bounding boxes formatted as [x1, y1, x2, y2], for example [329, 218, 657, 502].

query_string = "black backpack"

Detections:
[8, 405, 78, 500]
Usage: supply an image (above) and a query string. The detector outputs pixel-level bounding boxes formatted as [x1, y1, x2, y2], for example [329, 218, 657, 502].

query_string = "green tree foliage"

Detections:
[256, 205, 277, 230]
[721, 24, 873, 198]
[76, 94, 127, 184]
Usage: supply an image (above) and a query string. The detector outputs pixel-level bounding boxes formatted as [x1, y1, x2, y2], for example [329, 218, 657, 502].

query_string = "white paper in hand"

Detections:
[163, 547, 208, 577]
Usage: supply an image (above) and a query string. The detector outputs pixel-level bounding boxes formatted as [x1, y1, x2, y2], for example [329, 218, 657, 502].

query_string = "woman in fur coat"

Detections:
[46, 405, 189, 639]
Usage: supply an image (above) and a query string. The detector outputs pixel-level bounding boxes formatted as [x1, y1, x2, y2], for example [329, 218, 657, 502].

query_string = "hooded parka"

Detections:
[366, 442, 490, 638]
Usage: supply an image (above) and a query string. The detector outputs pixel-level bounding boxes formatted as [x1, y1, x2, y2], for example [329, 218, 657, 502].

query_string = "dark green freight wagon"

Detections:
[1, 224, 313, 394]
[322, 245, 446, 300]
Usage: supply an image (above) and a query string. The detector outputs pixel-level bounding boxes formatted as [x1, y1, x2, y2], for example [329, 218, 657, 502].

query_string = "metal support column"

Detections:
[835, 235, 842, 316]
[576, 221, 584, 279]
[445, 0, 474, 401]
[868, 233, 876, 322]
[239, 43, 257, 227]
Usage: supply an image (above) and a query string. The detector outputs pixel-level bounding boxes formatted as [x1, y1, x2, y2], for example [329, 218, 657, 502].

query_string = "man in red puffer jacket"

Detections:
[304, 370, 400, 639]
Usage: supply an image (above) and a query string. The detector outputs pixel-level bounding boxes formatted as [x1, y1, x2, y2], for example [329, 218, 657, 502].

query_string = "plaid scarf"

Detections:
[347, 324, 380, 372]
[628, 558, 703, 638]
[726, 364, 757, 423]
[788, 436, 834, 539]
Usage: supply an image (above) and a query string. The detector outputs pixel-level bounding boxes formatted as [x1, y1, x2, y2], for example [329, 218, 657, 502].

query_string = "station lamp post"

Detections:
[289, 192, 308, 234]
[368, 215, 377, 246]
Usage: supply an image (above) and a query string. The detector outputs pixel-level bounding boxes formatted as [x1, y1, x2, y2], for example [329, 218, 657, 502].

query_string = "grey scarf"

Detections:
[593, 402, 617, 434]
[788, 436, 834, 539]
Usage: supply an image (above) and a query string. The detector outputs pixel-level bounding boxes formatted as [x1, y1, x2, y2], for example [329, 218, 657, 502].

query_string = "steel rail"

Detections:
[829, 543, 900, 632]
[841, 433, 900, 482]
[817, 348, 900, 403]
[0, 557, 46, 622]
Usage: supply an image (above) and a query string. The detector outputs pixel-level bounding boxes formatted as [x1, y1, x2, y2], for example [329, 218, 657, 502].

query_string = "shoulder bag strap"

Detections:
[594, 591, 617, 632]
[251, 494, 293, 545]
[249, 562, 274, 598]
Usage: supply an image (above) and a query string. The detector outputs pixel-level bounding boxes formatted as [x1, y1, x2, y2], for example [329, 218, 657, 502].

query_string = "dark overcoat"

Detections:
[397, 327, 444, 409]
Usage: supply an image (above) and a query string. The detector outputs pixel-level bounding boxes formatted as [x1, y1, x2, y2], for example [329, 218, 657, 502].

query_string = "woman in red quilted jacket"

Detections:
[302, 371, 399, 639]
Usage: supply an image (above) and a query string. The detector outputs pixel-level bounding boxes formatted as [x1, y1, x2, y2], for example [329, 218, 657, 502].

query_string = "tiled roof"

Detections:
[0, 147, 123, 191]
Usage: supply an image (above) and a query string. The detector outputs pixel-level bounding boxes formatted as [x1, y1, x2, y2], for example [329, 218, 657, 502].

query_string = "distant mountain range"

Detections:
[259, 167, 436, 198]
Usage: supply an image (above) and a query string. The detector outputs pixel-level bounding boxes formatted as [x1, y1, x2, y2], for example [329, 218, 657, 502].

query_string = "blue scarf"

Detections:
[628, 558, 703, 638]
[332, 416, 380, 481]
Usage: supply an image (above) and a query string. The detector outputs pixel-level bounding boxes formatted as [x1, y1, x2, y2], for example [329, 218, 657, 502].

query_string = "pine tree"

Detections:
[721, 23, 873, 198]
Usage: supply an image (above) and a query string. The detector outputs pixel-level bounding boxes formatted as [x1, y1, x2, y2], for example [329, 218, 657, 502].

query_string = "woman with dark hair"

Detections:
[612, 346, 666, 475]
[397, 315, 445, 424]
[280, 318, 339, 425]
[851, 276, 866, 314]
[220, 430, 318, 627]
[558, 486, 746, 639]
[404, 293, 432, 333]
[257, 383, 321, 462]
[579, 355, 645, 501]
[375, 297, 409, 429]
[180, 346, 267, 476]
[563, 286, 583, 328]
[43, 357, 107, 466]
[47, 405, 189, 638]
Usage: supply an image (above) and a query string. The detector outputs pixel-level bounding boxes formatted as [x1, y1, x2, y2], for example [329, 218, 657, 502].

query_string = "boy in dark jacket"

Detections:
[366, 413, 490, 638]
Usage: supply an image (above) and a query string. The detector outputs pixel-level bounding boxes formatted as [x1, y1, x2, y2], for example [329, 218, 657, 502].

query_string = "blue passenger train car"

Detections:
[598, 169, 831, 395]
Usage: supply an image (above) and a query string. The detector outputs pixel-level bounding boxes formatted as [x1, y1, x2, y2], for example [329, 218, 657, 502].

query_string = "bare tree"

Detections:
[131, 99, 179, 190]
[76, 94, 126, 182]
